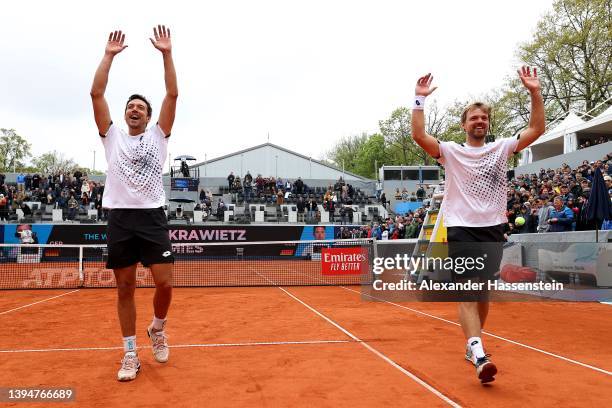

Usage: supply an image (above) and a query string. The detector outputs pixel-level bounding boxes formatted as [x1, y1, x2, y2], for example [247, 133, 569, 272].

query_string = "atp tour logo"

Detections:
[321, 247, 368, 275]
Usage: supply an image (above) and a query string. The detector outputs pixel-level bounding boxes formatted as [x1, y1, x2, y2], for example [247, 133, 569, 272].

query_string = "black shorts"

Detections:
[447, 224, 505, 281]
[106, 208, 174, 269]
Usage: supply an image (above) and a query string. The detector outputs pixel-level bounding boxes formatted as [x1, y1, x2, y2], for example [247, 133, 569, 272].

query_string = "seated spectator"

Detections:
[217, 200, 226, 219]
[394, 188, 402, 200]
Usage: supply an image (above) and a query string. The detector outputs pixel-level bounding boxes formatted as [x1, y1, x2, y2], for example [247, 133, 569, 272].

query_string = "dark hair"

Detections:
[125, 94, 153, 117]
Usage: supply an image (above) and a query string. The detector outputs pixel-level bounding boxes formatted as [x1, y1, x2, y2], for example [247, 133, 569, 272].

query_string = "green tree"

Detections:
[379, 107, 417, 165]
[519, 0, 612, 115]
[327, 133, 368, 174]
[31, 151, 79, 175]
[0, 128, 32, 172]
[353, 134, 387, 179]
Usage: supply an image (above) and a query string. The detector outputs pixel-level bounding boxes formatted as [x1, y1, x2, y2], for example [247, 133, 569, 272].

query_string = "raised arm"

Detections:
[90, 30, 128, 135]
[515, 66, 545, 152]
[411, 73, 440, 159]
[150, 25, 178, 136]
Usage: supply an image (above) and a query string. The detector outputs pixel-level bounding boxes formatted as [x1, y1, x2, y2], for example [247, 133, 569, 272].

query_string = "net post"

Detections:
[78, 245, 84, 287]
[372, 238, 378, 260]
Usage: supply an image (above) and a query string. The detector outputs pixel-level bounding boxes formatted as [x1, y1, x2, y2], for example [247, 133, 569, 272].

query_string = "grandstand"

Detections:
[0, 120, 610, 241]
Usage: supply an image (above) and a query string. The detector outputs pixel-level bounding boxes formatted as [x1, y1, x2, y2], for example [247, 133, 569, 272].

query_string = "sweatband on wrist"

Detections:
[413, 95, 426, 110]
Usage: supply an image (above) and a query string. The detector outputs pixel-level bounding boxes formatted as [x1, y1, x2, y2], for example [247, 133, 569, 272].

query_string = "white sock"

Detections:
[123, 336, 137, 353]
[152, 316, 166, 331]
[468, 337, 485, 359]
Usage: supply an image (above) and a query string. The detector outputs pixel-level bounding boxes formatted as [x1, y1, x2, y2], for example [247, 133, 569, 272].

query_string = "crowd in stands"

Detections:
[220, 173, 373, 221]
[578, 136, 608, 150]
[393, 185, 428, 202]
[503, 155, 612, 236]
[373, 153, 612, 240]
[0, 171, 106, 222]
[5, 153, 611, 234]
[336, 207, 428, 240]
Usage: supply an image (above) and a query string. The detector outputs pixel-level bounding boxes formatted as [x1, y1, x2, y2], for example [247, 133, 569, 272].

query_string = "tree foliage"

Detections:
[31, 151, 79, 175]
[518, 0, 612, 114]
[0, 128, 32, 172]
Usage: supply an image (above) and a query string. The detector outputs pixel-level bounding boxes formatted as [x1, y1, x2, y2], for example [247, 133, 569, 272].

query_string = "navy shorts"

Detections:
[106, 208, 174, 269]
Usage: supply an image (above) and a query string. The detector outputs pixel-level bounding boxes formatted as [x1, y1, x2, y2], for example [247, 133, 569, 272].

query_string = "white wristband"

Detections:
[413, 95, 426, 110]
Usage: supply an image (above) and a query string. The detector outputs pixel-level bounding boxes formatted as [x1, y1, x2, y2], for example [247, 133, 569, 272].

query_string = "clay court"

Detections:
[1, 279, 611, 407]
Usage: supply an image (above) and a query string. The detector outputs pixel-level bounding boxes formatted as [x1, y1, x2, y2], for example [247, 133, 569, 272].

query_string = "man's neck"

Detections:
[128, 126, 146, 136]
[465, 135, 486, 147]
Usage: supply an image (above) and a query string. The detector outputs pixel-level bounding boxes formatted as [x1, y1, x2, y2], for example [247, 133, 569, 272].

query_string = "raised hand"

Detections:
[517, 66, 541, 93]
[150, 25, 172, 54]
[415, 73, 438, 97]
[105, 30, 128, 56]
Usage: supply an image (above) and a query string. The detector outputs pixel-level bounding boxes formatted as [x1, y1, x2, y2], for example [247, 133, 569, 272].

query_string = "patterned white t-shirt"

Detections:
[101, 123, 168, 208]
[437, 137, 519, 227]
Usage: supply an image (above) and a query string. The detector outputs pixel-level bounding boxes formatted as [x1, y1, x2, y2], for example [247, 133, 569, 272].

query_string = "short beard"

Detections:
[466, 130, 487, 139]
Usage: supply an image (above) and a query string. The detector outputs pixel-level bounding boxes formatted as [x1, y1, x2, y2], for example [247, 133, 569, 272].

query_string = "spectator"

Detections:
[243, 173, 253, 201]
[547, 196, 574, 232]
[217, 200, 226, 219]
[16, 173, 26, 192]
[0, 194, 7, 221]
[394, 188, 402, 200]
[307, 198, 317, 221]
[67, 194, 78, 221]
[94, 193, 104, 221]
[227, 172, 235, 189]
[276, 189, 284, 206]
[294, 177, 304, 194]
[81, 192, 91, 210]
[180, 159, 190, 177]
[232, 175, 242, 193]
[296, 197, 306, 222]
[416, 185, 426, 200]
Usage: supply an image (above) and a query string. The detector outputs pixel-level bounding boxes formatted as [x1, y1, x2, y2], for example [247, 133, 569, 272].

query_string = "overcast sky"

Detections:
[1, 0, 554, 172]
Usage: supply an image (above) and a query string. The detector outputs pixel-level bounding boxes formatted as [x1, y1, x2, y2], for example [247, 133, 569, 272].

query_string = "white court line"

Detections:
[342, 286, 612, 377]
[0, 289, 80, 316]
[250, 269, 460, 407]
[276, 285, 461, 408]
[0, 339, 354, 354]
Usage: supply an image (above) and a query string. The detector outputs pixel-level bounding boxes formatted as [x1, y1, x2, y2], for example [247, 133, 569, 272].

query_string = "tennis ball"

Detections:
[515, 216, 525, 227]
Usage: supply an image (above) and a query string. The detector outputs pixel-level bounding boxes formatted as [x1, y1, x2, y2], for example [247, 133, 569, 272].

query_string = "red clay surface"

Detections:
[1, 286, 611, 407]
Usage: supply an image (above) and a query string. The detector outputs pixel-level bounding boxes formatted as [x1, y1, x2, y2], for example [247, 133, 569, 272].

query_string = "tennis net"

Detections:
[0, 239, 374, 289]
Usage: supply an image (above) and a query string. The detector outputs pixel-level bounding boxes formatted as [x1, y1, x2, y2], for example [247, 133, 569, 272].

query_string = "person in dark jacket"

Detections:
[547, 196, 574, 232]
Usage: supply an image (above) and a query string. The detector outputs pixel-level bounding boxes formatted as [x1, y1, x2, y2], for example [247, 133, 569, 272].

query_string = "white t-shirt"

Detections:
[101, 123, 168, 208]
[437, 137, 519, 227]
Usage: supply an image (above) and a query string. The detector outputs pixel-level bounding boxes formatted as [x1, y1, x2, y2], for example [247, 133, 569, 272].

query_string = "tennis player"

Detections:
[90, 26, 178, 381]
[411, 67, 544, 383]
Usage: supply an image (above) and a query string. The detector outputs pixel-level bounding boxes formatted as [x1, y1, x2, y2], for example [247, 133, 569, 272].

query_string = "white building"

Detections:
[515, 106, 612, 175]
[191, 142, 371, 182]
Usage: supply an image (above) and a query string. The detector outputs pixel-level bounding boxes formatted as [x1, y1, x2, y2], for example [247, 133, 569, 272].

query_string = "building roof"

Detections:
[189, 142, 371, 181]
[530, 111, 585, 147]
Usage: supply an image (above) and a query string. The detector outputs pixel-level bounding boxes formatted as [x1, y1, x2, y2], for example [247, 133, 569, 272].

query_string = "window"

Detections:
[402, 170, 419, 180]
[383, 170, 401, 180]
[421, 169, 439, 180]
